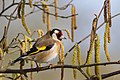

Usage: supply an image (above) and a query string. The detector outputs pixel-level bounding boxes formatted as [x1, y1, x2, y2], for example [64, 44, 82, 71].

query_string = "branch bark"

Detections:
[0, 61, 119, 74]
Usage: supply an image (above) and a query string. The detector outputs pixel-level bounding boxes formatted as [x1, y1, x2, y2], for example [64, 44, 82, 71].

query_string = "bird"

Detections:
[10, 28, 66, 67]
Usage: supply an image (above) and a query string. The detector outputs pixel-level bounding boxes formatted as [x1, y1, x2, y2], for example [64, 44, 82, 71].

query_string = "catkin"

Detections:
[37, 29, 44, 38]
[54, 0, 58, 20]
[77, 44, 81, 65]
[72, 44, 77, 79]
[0, 48, 3, 60]
[42, 10, 46, 23]
[86, 49, 93, 77]
[21, 41, 26, 54]
[86, 18, 97, 77]
[104, 0, 107, 22]
[46, 6, 51, 31]
[86, 16, 98, 77]
[107, 0, 112, 27]
[29, 0, 33, 8]
[71, 5, 77, 30]
[24, 35, 28, 52]
[60, 43, 64, 80]
[107, 23, 111, 43]
[71, 25, 74, 42]
[42, 1, 47, 23]
[21, 0, 31, 35]
[64, 29, 72, 41]
[71, 5, 77, 42]
[104, 23, 110, 62]
[60, 43, 64, 63]
[94, 34, 102, 80]
[106, 22, 111, 43]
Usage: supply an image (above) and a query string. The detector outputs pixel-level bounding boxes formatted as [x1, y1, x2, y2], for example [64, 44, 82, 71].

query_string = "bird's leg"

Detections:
[33, 60, 40, 72]
[35, 61, 39, 68]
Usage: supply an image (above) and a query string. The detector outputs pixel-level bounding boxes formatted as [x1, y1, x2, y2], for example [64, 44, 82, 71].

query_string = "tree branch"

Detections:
[88, 70, 120, 80]
[0, 61, 119, 74]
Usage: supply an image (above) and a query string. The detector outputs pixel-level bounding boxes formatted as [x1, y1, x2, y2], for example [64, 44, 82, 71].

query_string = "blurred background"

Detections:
[0, 0, 120, 80]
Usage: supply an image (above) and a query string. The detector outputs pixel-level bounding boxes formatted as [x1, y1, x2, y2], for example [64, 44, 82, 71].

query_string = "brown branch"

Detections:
[0, 61, 119, 74]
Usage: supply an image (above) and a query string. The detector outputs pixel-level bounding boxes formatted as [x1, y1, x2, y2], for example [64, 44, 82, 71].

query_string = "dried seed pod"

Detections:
[104, 23, 110, 62]
[54, 0, 58, 20]
[29, 0, 33, 8]
[21, 0, 31, 35]
[94, 34, 102, 80]
[72, 44, 77, 79]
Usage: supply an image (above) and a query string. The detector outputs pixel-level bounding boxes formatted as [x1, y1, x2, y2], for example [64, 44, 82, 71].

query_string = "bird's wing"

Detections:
[26, 39, 55, 56]
[33, 31, 51, 46]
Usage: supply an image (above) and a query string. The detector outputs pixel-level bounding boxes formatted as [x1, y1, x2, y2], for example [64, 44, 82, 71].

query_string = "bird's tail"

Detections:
[9, 53, 27, 65]
[10, 57, 23, 65]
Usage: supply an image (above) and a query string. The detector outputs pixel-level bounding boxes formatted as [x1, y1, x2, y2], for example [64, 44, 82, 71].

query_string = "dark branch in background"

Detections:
[0, 0, 77, 20]
[43, 0, 73, 10]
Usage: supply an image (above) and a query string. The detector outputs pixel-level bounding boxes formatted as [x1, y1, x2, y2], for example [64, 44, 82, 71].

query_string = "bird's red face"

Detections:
[50, 29, 66, 41]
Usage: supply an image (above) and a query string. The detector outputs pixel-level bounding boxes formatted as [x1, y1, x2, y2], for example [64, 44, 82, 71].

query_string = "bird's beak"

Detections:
[60, 35, 66, 40]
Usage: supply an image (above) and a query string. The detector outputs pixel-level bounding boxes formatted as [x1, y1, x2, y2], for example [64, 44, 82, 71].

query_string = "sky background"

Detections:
[0, 0, 120, 80]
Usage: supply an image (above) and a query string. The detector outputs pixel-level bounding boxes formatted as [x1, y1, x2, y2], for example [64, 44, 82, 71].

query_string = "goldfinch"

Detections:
[10, 28, 66, 65]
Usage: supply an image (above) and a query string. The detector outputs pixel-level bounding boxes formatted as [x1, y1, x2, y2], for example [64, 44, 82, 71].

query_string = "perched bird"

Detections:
[10, 28, 66, 66]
